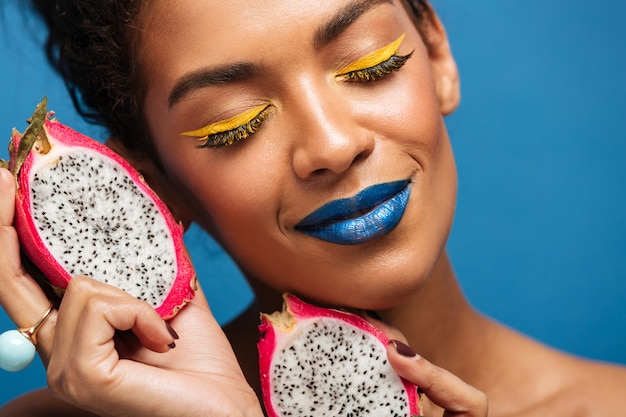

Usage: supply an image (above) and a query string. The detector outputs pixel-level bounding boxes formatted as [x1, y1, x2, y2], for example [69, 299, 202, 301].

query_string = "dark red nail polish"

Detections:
[165, 321, 179, 339]
[391, 339, 417, 358]
[168, 341, 176, 349]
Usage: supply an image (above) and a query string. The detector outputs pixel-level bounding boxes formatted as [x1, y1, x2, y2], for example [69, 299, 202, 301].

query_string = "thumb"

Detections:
[388, 340, 488, 417]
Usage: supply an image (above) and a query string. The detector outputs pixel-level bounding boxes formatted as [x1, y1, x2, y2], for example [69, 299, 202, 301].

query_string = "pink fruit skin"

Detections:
[12, 116, 196, 319]
[258, 293, 420, 417]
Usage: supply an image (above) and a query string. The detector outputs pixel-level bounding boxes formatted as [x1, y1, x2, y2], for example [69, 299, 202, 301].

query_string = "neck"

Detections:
[228, 250, 563, 415]
[379, 250, 494, 381]
[227, 249, 498, 396]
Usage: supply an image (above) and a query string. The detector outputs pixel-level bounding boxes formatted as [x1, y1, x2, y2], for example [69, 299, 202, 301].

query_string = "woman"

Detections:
[0, 0, 624, 416]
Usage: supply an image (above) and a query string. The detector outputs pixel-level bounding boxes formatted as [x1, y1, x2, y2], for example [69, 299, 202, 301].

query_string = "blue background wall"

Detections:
[1, 0, 625, 404]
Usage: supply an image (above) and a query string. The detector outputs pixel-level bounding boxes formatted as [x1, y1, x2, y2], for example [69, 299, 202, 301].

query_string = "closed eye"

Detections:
[336, 33, 413, 82]
[338, 52, 413, 82]
[181, 104, 272, 148]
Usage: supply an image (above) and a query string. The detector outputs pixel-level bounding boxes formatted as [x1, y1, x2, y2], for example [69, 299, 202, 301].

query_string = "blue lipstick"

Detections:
[295, 179, 411, 245]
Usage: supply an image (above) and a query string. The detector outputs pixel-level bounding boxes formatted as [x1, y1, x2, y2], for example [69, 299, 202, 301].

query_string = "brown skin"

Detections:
[138, 0, 459, 311]
[226, 253, 626, 417]
[1, 1, 625, 416]
[137, 1, 626, 415]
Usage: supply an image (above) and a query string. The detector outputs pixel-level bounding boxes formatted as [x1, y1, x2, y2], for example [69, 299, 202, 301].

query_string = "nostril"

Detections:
[291, 126, 375, 180]
[354, 147, 372, 164]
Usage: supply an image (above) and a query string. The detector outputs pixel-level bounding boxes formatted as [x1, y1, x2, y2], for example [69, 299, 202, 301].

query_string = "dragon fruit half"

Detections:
[258, 293, 422, 417]
[3, 98, 196, 319]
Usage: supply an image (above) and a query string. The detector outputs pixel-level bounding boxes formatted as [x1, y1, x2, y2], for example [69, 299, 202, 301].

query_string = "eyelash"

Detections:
[193, 48, 413, 149]
[339, 51, 414, 83]
[197, 105, 271, 148]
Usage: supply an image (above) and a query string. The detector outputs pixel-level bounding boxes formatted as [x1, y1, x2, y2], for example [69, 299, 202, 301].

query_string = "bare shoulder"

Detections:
[569, 358, 626, 414]
[484, 322, 626, 417]
[0, 388, 97, 417]
[513, 355, 626, 417]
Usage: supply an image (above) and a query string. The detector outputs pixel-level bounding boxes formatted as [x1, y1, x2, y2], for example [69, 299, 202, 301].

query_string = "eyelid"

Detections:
[181, 104, 270, 139]
[336, 33, 406, 76]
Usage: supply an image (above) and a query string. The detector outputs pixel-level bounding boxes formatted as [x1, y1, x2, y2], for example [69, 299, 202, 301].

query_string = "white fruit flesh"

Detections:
[30, 145, 176, 308]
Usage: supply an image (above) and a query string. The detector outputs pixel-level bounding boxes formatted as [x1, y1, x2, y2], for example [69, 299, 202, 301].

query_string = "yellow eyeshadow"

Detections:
[337, 33, 406, 75]
[181, 104, 269, 138]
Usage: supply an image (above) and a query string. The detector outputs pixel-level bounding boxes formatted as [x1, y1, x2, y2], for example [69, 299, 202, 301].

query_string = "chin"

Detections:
[283, 252, 437, 311]
[245, 214, 451, 311]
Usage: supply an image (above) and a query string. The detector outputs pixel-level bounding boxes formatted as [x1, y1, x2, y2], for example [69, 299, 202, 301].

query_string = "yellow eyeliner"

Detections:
[181, 104, 269, 139]
[337, 33, 406, 75]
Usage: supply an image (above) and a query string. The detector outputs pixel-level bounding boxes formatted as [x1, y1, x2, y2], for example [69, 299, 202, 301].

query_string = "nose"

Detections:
[290, 79, 374, 181]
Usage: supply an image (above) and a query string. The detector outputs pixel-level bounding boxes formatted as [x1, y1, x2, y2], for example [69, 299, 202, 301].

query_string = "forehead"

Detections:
[136, 0, 402, 70]
[135, 0, 413, 114]
[140, 0, 395, 38]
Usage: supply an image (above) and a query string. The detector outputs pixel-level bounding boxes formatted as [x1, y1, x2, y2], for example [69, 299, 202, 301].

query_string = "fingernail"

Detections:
[164, 321, 179, 340]
[364, 310, 386, 322]
[168, 341, 176, 349]
[390, 339, 420, 359]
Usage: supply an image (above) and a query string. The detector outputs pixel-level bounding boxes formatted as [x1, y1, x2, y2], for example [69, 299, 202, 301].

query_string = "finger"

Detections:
[0, 167, 16, 225]
[388, 340, 488, 417]
[363, 312, 487, 416]
[0, 168, 56, 359]
[55, 276, 176, 356]
[47, 279, 179, 409]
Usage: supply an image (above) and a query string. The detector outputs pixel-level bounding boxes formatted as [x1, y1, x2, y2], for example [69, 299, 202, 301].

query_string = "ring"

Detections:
[18, 302, 54, 346]
[0, 302, 53, 372]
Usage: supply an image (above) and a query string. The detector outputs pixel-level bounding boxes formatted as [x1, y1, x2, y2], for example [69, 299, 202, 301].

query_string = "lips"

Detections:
[295, 179, 411, 245]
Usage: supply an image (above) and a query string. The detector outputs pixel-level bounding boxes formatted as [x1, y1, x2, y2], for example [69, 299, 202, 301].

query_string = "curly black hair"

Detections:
[30, 1, 147, 149]
[30, 1, 429, 154]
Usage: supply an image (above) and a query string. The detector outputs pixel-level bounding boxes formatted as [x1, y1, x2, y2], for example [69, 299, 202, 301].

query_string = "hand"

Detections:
[365, 312, 488, 417]
[387, 340, 488, 417]
[0, 168, 263, 417]
[47, 277, 263, 417]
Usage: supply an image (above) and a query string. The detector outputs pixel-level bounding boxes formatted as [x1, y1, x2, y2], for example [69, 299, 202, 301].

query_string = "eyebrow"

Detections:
[168, 62, 259, 108]
[314, 0, 394, 49]
[168, 0, 393, 108]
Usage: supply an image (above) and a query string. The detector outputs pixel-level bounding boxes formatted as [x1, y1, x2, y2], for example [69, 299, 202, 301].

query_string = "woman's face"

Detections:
[139, 0, 458, 309]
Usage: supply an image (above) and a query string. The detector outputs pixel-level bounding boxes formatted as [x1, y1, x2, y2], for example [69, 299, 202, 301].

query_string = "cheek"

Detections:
[374, 58, 458, 260]
[352, 54, 444, 164]
[154, 133, 286, 245]
[143, 86, 280, 240]
[393, 76, 442, 154]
